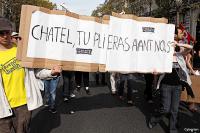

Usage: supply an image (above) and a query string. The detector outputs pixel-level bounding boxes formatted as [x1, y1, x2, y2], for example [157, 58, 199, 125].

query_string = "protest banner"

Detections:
[17, 5, 175, 73]
[17, 5, 108, 72]
[105, 12, 175, 73]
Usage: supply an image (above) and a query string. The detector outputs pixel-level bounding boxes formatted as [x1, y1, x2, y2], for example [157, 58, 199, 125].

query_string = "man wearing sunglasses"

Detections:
[0, 17, 62, 133]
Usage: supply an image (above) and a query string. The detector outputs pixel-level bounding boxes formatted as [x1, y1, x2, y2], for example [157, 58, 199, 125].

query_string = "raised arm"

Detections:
[174, 41, 193, 56]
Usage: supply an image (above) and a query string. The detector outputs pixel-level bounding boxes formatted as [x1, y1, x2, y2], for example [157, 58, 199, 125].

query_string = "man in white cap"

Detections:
[11, 32, 21, 45]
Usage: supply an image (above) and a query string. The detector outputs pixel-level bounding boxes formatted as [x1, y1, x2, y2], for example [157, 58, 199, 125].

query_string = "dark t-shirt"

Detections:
[162, 68, 180, 86]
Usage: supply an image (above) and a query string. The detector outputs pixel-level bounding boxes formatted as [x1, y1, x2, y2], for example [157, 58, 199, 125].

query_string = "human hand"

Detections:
[152, 69, 159, 75]
[171, 41, 178, 48]
[51, 65, 62, 76]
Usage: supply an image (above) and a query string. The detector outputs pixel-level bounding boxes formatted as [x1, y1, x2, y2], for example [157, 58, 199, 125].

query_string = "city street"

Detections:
[30, 75, 200, 133]
[0, 1, 200, 133]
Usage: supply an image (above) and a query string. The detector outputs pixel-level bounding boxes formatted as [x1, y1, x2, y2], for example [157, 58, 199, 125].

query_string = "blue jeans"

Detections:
[44, 77, 60, 109]
[118, 74, 135, 100]
[151, 84, 182, 133]
[161, 84, 182, 133]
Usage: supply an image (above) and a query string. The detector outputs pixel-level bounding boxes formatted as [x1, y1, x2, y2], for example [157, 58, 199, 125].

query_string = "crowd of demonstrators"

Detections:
[0, 17, 62, 133]
[60, 25, 198, 132]
[1, 15, 200, 133]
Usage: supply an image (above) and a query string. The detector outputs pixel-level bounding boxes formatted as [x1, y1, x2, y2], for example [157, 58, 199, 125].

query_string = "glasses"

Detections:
[11, 36, 22, 41]
[0, 31, 11, 36]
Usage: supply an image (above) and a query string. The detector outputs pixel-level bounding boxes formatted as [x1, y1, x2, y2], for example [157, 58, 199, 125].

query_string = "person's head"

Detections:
[0, 17, 12, 48]
[174, 27, 184, 41]
[11, 32, 21, 44]
[174, 27, 184, 52]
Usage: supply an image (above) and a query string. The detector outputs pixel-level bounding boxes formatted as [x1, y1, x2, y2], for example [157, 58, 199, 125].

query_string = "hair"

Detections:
[175, 26, 178, 35]
[174, 26, 181, 52]
[175, 46, 180, 52]
[174, 27, 178, 35]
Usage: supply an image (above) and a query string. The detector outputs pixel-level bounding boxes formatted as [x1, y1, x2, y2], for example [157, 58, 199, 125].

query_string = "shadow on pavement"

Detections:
[30, 75, 200, 133]
[30, 107, 61, 133]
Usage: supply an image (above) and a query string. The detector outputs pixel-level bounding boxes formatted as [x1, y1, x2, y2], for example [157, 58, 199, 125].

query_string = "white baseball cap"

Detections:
[11, 32, 19, 37]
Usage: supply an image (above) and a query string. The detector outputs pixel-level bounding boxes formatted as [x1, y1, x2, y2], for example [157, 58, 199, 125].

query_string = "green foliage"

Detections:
[92, 1, 118, 17]
[0, 0, 55, 31]
[92, 0, 135, 17]
[92, 0, 151, 17]
[153, 0, 175, 18]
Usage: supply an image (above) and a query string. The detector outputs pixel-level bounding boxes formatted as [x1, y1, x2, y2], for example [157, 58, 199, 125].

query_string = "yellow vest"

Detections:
[0, 46, 27, 108]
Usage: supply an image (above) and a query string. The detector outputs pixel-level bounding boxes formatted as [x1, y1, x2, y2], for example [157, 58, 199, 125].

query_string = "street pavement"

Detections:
[30, 75, 200, 133]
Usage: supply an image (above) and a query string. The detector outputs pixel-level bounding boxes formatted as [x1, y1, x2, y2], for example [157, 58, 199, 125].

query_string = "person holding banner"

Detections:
[110, 72, 118, 95]
[75, 71, 90, 95]
[96, 72, 106, 86]
[0, 17, 62, 133]
[118, 73, 135, 105]
[62, 71, 76, 101]
[44, 76, 60, 114]
[144, 74, 154, 103]
[148, 27, 194, 133]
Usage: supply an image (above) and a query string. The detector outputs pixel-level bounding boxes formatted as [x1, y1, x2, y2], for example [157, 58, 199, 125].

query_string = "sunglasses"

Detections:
[0, 31, 11, 36]
[13, 36, 22, 41]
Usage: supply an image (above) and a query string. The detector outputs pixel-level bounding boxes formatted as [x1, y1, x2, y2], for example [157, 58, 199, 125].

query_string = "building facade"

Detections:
[130, 0, 200, 44]
[169, 1, 200, 45]
[184, 1, 200, 42]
